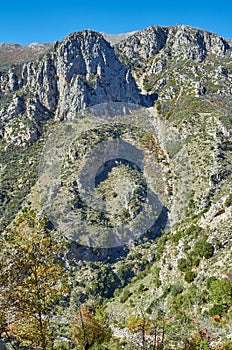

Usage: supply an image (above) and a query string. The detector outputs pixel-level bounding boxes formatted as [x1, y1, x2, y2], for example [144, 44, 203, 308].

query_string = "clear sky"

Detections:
[1, 0, 232, 44]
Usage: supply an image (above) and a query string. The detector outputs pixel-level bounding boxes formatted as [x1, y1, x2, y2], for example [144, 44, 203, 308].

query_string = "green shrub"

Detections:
[152, 267, 161, 288]
[170, 284, 183, 296]
[143, 79, 153, 92]
[191, 255, 200, 267]
[193, 237, 214, 259]
[171, 230, 183, 243]
[225, 193, 232, 207]
[206, 276, 217, 289]
[184, 271, 197, 283]
[120, 290, 132, 303]
[178, 258, 191, 272]
[209, 304, 228, 317]
[185, 224, 203, 238]
[113, 289, 120, 297]
[162, 286, 171, 298]
[156, 234, 168, 259]
[209, 279, 232, 308]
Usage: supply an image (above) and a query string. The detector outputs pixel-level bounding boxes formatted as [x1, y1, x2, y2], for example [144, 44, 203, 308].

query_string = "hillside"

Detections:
[0, 42, 54, 70]
[0, 25, 232, 349]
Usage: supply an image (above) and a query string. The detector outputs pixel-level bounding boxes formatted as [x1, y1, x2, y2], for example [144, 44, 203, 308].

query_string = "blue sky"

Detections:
[1, 0, 232, 44]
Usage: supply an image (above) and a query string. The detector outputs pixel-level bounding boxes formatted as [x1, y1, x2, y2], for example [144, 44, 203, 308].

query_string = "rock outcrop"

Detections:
[116, 25, 231, 65]
[55, 30, 140, 119]
[116, 25, 232, 98]
[0, 30, 141, 145]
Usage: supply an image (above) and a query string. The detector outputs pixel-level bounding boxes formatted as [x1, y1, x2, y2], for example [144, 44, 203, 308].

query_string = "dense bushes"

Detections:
[178, 258, 191, 272]
[184, 270, 197, 283]
[209, 279, 232, 314]
[193, 236, 214, 258]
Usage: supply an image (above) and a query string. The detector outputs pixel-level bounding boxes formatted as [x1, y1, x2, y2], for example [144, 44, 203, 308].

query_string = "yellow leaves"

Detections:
[71, 306, 112, 349]
[0, 209, 69, 349]
[127, 314, 144, 331]
[126, 314, 154, 333]
[9, 317, 52, 349]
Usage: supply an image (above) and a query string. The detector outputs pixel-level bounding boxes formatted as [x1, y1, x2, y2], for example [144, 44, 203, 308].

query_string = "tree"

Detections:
[127, 313, 151, 349]
[71, 305, 112, 349]
[0, 209, 69, 349]
[126, 303, 166, 350]
[185, 270, 197, 283]
[209, 279, 232, 315]
[193, 237, 214, 259]
[177, 258, 191, 272]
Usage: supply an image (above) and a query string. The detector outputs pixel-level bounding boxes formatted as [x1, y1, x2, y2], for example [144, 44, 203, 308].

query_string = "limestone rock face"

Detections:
[169, 25, 230, 62]
[21, 54, 58, 111]
[116, 26, 168, 66]
[0, 30, 141, 144]
[0, 25, 232, 145]
[0, 95, 25, 123]
[115, 25, 232, 99]
[116, 25, 231, 65]
[55, 30, 141, 119]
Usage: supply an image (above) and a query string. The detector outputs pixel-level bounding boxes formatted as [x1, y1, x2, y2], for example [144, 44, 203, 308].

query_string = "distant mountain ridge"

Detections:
[1, 25, 231, 67]
[0, 41, 54, 69]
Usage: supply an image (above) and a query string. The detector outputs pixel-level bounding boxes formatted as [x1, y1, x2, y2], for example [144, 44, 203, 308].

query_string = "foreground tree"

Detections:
[71, 305, 112, 349]
[126, 304, 166, 350]
[0, 208, 69, 349]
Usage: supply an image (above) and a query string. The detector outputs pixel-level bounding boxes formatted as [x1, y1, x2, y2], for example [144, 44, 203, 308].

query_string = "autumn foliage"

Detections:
[0, 209, 69, 349]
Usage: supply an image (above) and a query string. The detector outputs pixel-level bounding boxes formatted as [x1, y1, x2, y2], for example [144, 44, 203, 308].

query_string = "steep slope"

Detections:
[114, 25, 232, 224]
[116, 25, 232, 97]
[0, 25, 232, 349]
[100, 25, 232, 348]
[0, 30, 143, 230]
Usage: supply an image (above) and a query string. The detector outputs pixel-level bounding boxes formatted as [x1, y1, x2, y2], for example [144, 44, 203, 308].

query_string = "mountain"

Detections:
[101, 30, 138, 45]
[0, 41, 54, 70]
[0, 25, 232, 349]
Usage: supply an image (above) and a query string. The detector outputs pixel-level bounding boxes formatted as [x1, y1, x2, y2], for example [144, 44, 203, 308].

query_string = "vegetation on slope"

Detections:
[0, 25, 232, 349]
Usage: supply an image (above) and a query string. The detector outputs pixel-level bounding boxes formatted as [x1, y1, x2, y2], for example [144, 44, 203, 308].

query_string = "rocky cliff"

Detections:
[1, 25, 232, 145]
[0, 25, 232, 349]
[116, 25, 232, 98]
[0, 30, 143, 146]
